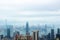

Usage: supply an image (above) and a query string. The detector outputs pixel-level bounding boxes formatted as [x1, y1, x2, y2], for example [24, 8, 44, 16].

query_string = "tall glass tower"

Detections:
[7, 28, 10, 38]
[26, 22, 29, 35]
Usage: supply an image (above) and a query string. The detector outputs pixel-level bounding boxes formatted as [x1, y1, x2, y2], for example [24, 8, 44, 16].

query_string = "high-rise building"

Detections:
[7, 28, 10, 38]
[56, 28, 60, 40]
[6, 25, 13, 38]
[50, 29, 54, 40]
[13, 31, 20, 40]
[56, 34, 60, 40]
[47, 33, 50, 40]
[26, 22, 30, 35]
[45, 24, 47, 35]
[57, 28, 60, 34]
[13, 31, 20, 37]
[32, 30, 39, 40]
[0, 35, 3, 40]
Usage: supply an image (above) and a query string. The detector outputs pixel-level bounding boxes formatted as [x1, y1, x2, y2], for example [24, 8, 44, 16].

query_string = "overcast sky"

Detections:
[0, 0, 60, 25]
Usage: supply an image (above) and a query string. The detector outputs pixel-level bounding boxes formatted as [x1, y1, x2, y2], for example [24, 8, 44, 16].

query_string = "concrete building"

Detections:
[32, 30, 39, 40]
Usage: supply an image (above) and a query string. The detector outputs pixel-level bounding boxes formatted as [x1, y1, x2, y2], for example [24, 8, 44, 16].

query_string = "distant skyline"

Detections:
[0, 0, 60, 25]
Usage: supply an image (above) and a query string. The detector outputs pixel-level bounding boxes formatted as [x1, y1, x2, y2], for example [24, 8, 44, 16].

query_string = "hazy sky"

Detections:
[0, 0, 60, 25]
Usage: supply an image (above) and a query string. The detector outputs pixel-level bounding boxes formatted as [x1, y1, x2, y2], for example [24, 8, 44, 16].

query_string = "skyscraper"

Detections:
[47, 33, 50, 40]
[5, 19, 9, 38]
[56, 28, 60, 40]
[57, 28, 60, 34]
[50, 29, 54, 40]
[56, 34, 60, 40]
[0, 35, 3, 40]
[32, 30, 39, 40]
[45, 24, 47, 35]
[26, 22, 29, 35]
[7, 28, 10, 38]
[13, 31, 20, 40]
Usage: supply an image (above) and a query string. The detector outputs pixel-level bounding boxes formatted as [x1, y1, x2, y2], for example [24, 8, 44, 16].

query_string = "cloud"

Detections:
[0, 10, 60, 17]
[0, 0, 60, 11]
[0, 0, 60, 24]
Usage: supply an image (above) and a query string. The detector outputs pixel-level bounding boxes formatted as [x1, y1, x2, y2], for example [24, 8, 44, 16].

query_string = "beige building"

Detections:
[32, 30, 39, 40]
